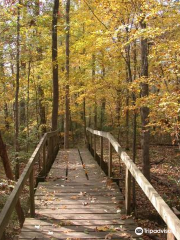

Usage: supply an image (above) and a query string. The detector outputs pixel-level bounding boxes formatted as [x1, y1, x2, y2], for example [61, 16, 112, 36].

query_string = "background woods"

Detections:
[0, 0, 180, 238]
[0, 0, 179, 173]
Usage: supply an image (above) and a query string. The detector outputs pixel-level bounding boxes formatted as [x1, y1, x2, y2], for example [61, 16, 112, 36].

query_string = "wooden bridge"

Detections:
[0, 128, 180, 240]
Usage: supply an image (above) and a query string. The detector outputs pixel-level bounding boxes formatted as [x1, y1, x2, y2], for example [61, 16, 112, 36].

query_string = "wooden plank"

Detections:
[19, 238, 137, 240]
[34, 196, 123, 203]
[108, 141, 112, 177]
[22, 218, 135, 226]
[125, 167, 131, 215]
[35, 185, 119, 192]
[35, 199, 123, 205]
[20, 237, 136, 240]
[35, 204, 124, 210]
[29, 169, 35, 217]
[35, 213, 123, 220]
[21, 225, 137, 232]
[40, 179, 116, 185]
[94, 134, 96, 160]
[19, 230, 138, 239]
[42, 144, 46, 175]
[35, 208, 124, 214]
[35, 191, 121, 197]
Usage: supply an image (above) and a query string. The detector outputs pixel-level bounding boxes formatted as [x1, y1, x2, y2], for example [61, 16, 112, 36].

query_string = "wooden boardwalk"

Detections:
[19, 148, 139, 240]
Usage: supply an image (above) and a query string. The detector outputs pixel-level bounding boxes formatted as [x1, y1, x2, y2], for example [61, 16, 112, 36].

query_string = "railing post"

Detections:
[43, 144, 46, 175]
[47, 137, 52, 170]
[38, 152, 41, 172]
[53, 133, 58, 156]
[100, 136, 103, 168]
[87, 131, 90, 150]
[90, 132, 92, 153]
[167, 228, 175, 240]
[29, 168, 35, 217]
[108, 141, 112, 177]
[94, 134, 96, 160]
[125, 167, 131, 215]
[51, 137, 54, 162]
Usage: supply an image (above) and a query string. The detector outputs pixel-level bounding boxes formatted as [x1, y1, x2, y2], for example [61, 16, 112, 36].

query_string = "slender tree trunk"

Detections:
[4, 102, 9, 130]
[92, 54, 97, 129]
[88, 108, 92, 127]
[116, 81, 121, 132]
[33, 81, 39, 139]
[125, 79, 130, 150]
[100, 54, 106, 130]
[125, 33, 132, 150]
[38, 86, 46, 134]
[64, 0, 70, 148]
[34, 0, 47, 135]
[0, 55, 9, 131]
[20, 100, 26, 126]
[140, 21, 150, 181]
[132, 41, 137, 212]
[26, 61, 31, 152]
[83, 97, 87, 143]
[15, 0, 21, 180]
[0, 132, 24, 227]
[100, 100, 106, 130]
[52, 0, 59, 131]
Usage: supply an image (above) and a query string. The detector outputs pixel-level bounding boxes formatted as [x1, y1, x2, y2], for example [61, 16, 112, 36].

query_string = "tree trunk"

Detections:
[35, 0, 47, 135]
[38, 86, 46, 134]
[132, 41, 137, 212]
[92, 54, 97, 129]
[0, 131, 24, 227]
[64, 0, 70, 148]
[26, 61, 31, 152]
[0, 55, 9, 131]
[100, 100, 106, 130]
[125, 82, 130, 150]
[4, 102, 9, 130]
[140, 20, 150, 181]
[15, 0, 21, 180]
[20, 100, 26, 126]
[116, 86, 121, 131]
[88, 108, 92, 127]
[125, 30, 132, 150]
[83, 97, 87, 143]
[52, 0, 59, 131]
[100, 54, 106, 130]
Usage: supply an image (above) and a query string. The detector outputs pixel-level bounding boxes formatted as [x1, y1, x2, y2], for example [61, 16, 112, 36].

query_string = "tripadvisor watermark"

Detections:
[135, 227, 172, 235]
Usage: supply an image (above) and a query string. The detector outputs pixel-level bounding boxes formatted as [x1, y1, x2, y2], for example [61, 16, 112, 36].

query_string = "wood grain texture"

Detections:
[18, 148, 140, 240]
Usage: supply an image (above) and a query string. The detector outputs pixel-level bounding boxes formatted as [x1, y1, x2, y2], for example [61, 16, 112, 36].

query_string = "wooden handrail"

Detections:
[86, 127, 180, 240]
[0, 130, 59, 240]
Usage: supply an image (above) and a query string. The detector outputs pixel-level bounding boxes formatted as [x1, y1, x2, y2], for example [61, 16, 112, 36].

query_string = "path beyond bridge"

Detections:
[19, 148, 139, 239]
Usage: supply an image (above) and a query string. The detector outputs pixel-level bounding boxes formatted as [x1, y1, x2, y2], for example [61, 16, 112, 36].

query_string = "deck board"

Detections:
[19, 148, 140, 239]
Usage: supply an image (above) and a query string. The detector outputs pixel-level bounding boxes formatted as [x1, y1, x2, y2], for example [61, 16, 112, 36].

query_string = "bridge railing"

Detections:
[0, 130, 59, 240]
[86, 127, 180, 240]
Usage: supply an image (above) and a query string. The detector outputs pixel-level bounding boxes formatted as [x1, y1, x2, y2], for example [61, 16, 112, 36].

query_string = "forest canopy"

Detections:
[0, 0, 179, 158]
